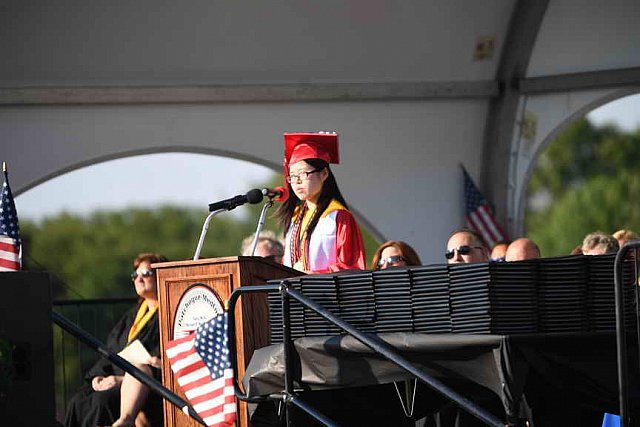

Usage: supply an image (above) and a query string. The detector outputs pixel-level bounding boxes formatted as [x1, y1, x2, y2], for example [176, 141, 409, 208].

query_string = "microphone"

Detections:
[208, 189, 264, 212]
[261, 186, 286, 200]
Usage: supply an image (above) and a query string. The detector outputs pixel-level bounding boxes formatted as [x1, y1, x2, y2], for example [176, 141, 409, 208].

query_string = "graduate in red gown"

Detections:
[276, 132, 366, 274]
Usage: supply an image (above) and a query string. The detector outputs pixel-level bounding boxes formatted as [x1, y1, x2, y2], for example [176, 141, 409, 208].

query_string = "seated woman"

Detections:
[371, 240, 422, 270]
[64, 252, 167, 427]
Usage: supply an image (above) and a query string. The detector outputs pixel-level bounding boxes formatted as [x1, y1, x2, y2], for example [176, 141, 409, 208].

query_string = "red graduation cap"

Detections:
[279, 132, 340, 202]
[284, 132, 340, 167]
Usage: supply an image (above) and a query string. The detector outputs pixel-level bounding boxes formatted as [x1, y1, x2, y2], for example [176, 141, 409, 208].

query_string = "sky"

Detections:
[13, 93, 640, 222]
[586, 93, 640, 131]
[15, 154, 277, 222]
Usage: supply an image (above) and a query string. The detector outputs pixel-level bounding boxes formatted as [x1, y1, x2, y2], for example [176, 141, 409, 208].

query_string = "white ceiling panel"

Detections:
[527, 0, 640, 77]
[0, 0, 514, 86]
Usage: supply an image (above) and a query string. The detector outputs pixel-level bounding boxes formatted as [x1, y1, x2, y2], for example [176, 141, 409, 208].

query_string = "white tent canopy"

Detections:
[1, 0, 639, 262]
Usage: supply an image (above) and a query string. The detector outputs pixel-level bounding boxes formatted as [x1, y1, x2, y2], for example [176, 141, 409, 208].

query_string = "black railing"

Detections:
[227, 283, 506, 427]
[614, 242, 640, 427]
[52, 298, 136, 419]
[51, 298, 207, 425]
[51, 311, 206, 426]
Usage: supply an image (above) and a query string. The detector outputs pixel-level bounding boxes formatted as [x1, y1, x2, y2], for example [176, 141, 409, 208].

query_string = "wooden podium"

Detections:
[153, 256, 302, 427]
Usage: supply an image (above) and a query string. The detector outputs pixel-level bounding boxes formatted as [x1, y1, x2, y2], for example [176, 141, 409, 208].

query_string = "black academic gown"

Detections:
[64, 303, 163, 427]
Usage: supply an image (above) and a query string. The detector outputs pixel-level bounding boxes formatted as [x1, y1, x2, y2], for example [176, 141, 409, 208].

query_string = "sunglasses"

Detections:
[377, 255, 405, 268]
[445, 245, 483, 260]
[131, 269, 155, 280]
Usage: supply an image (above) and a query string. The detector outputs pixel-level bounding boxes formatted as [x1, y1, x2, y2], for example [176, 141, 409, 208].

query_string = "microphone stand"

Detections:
[249, 198, 274, 256]
[193, 209, 226, 260]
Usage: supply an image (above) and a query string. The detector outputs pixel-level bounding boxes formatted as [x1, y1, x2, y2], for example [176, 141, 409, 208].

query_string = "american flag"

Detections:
[0, 163, 21, 271]
[165, 312, 237, 427]
[463, 167, 508, 249]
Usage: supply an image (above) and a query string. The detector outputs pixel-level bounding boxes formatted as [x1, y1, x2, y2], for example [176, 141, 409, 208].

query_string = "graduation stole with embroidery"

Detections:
[289, 203, 316, 271]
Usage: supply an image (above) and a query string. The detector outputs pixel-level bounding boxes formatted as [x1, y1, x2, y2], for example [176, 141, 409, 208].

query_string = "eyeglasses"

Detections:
[377, 255, 405, 268]
[445, 245, 483, 260]
[131, 269, 155, 280]
[286, 168, 323, 184]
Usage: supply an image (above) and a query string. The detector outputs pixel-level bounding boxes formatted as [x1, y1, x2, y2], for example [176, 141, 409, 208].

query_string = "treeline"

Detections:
[21, 206, 266, 299]
[21, 203, 380, 300]
[527, 118, 640, 256]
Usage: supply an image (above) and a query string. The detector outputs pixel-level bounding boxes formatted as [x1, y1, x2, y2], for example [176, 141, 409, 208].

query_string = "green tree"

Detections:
[528, 172, 640, 256]
[526, 117, 640, 256]
[22, 206, 257, 299]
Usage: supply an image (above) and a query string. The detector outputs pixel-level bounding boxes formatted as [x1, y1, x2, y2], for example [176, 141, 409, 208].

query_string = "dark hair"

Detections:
[276, 158, 348, 238]
[370, 241, 422, 270]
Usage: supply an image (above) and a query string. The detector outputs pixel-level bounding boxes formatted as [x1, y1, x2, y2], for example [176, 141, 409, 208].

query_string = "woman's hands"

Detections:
[91, 375, 123, 391]
[146, 356, 161, 369]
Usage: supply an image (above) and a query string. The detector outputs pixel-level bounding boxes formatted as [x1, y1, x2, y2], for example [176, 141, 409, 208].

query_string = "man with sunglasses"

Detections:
[445, 228, 489, 264]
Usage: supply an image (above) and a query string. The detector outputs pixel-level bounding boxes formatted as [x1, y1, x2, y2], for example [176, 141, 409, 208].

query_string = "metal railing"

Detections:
[614, 242, 640, 427]
[227, 282, 507, 427]
[51, 310, 206, 426]
[52, 298, 136, 418]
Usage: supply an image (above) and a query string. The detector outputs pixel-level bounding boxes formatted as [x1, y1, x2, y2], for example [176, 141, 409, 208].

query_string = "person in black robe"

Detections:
[64, 253, 167, 427]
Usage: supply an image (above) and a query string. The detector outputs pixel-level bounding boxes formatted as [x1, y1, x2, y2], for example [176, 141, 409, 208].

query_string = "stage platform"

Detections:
[244, 331, 638, 426]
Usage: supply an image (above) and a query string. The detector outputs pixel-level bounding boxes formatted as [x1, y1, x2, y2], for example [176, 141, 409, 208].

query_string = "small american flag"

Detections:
[166, 312, 237, 427]
[463, 167, 508, 249]
[0, 163, 21, 271]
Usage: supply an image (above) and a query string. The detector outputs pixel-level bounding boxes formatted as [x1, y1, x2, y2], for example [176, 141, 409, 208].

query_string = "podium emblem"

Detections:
[173, 284, 224, 339]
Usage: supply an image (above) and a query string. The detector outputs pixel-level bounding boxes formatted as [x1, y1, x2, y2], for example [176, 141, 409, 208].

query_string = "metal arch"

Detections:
[519, 66, 640, 94]
[10, 146, 281, 197]
[511, 86, 640, 237]
[10, 144, 389, 247]
[480, 0, 550, 236]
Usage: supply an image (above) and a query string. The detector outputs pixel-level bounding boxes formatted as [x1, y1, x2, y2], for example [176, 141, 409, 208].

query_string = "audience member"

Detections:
[570, 245, 583, 255]
[371, 240, 422, 270]
[581, 231, 619, 255]
[65, 253, 167, 427]
[612, 229, 638, 249]
[490, 241, 510, 262]
[445, 228, 489, 264]
[240, 230, 285, 263]
[505, 238, 541, 262]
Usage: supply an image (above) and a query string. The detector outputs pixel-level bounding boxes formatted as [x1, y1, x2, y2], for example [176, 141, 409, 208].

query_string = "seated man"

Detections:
[505, 238, 541, 262]
[240, 230, 284, 263]
[445, 228, 489, 264]
[581, 231, 619, 255]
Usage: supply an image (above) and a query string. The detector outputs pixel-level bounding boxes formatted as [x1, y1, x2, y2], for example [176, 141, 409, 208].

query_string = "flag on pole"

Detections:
[165, 312, 237, 427]
[462, 166, 509, 249]
[0, 162, 21, 271]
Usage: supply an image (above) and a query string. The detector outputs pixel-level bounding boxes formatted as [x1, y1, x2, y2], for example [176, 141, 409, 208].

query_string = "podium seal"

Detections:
[173, 284, 224, 339]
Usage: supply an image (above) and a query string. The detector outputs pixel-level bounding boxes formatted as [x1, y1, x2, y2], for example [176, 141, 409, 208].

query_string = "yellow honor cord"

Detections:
[297, 206, 316, 271]
[127, 301, 159, 343]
